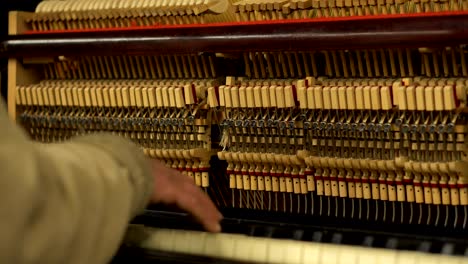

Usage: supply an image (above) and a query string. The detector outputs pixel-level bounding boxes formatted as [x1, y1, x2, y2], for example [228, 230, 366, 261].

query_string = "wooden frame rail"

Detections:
[2, 11, 468, 58]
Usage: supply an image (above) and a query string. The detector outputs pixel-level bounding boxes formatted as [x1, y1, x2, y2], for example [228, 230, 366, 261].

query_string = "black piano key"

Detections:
[441, 243, 455, 255]
[362, 236, 374, 247]
[312, 231, 323, 242]
[272, 228, 297, 239]
[417, 241, 432, 253]
[221, 224, 250, 235]
[453, 243, 467, 256]
[264, 226, 275, 238]
[385, 238, 398, 250]
[464, 247, 468, 256]
[248, 226, 256, 237]
[331, 233, 343, 244]
[292, 229, 304, 241]
[338, 231, 364, 246]
[251, 226, 267, 238]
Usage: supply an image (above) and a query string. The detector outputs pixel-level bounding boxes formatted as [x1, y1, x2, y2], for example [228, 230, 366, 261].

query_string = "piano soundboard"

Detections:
[3, 0, 468, 263]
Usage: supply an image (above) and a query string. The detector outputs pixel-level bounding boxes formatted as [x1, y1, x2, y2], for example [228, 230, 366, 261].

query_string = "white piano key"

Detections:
[248, 238, 269, 263]
[267, 239, 287, 264]
[185, 231, 207, 255]
[358, 248, 377, 264]
[172, 229, 192, 252]
[416, 254, 443, 264]
[302, 241, 322, 263]
[283, 241, 303, 264]
[338, 246, 358, 264]
[139, 228, 176, 252]
[376, 249, 397, 264]
[396, 251, 419, 264]
[320, 244, 340, 264]
[204, 233, 237, 259]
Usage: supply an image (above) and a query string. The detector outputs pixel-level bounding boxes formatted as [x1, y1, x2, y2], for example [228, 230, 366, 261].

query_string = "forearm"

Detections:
[0, 106, 153, 263]
[69, 133, 153, 216]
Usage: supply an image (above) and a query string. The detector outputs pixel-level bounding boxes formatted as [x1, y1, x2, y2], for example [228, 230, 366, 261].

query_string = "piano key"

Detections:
[338, 247, 358, 264]
[248, 226, 257, 237]
[292, 229, 304, 241]
[302, 240, 323, 264]
[417, 241, 432, 253]
[362, 236, 374, 247]
[203, 233, 237, 259]
[441, 243, 456, 255]
[233, 234, 258, 262]
[376, 249, 398, 264]
[331, 233, 343, 244]
[266, 239, 287, 263]
[185, 231, 208, 255]
[396, 251, 420, 264]
[264, 226, 275, 238]
[385, 238, 399, 250]
[172, 230, 192, 253]
[272, 228, 297, 239]
[355, 246, 378, 264]
[249, 238, 269, 263]
[312, 231, 323, 242]
[283, 241, 304, 264]
[416, 254, 442, 264]
[319, 243, 339, 264]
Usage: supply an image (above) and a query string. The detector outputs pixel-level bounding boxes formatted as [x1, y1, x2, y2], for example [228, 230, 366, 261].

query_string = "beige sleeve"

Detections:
[0, 99, 153, 264]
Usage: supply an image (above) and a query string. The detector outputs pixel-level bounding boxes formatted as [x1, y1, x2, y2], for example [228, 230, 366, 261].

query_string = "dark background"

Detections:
[1, 0, 41, 100]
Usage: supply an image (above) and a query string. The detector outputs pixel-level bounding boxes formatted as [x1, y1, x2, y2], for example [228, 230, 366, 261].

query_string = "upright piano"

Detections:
[2, 0, 468, 263]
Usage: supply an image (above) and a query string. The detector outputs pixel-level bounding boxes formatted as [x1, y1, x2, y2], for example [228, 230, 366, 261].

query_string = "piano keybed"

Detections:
[6, 2, 468, 263]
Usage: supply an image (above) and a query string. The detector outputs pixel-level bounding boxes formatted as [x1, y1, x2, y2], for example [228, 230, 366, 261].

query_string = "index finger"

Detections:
[175, 181, 223, 233]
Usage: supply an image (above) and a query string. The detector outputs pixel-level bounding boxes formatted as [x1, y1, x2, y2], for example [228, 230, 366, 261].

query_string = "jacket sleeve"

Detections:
[0, 99, 154, 264]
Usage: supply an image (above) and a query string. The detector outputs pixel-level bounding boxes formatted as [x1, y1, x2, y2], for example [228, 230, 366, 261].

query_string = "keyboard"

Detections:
[111, 209, 468, 264]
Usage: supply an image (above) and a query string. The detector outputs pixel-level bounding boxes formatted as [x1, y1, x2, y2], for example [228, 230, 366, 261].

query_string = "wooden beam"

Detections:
[8, 11, 34, 36]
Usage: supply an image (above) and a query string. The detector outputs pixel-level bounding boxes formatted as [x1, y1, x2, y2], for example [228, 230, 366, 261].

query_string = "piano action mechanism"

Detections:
[3, 0, 468, 263]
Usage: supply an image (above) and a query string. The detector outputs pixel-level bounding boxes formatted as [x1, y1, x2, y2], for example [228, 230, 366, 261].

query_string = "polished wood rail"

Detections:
[2, 11, 468, 58]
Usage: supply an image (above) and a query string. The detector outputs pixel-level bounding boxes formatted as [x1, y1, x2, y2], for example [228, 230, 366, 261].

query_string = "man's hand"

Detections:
[149, 159, 223, 233]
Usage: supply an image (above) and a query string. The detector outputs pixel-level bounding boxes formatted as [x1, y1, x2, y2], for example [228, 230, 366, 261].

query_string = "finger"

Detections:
[176, 182, 223, 232]
[166, 169, 223, 227]
[183, 182, 223, 225]
[170, 170, 218, 215]
[172, 170, 195, 184]
[167, 169, 197, 188]
[187, 183, 223, 220]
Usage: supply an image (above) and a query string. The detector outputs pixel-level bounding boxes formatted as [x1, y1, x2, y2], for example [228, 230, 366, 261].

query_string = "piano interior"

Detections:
[3, 0, 468, 263]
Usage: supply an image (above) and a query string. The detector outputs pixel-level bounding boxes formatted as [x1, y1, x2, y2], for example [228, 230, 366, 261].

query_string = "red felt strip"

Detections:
[291, 84, 298, 106]
[23, 11, 468, 35]
[214, 86, 219, 105]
